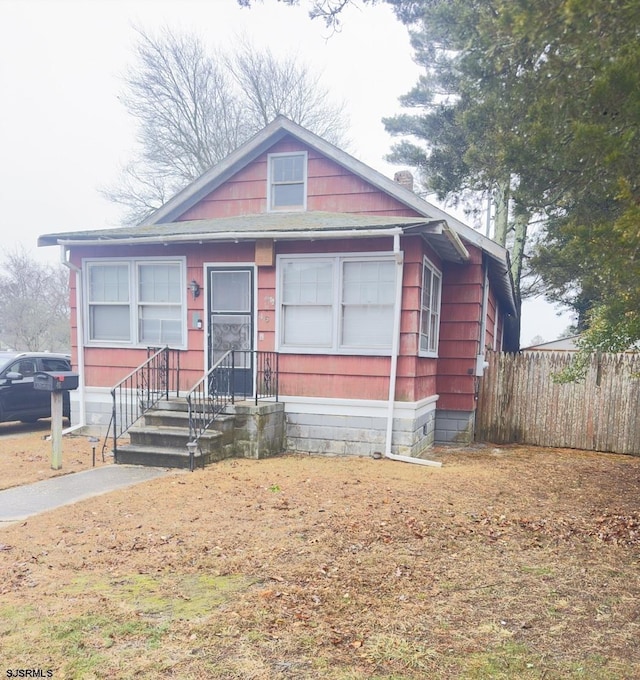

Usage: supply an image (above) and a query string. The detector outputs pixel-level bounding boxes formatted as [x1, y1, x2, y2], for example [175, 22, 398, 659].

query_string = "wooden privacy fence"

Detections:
[476, 351, 640, 454]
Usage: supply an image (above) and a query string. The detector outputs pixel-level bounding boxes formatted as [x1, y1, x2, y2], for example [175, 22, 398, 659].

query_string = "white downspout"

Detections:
[384, 234, 442, 468]
[475, 260, 490, 376]
[59, 245, 86, 433]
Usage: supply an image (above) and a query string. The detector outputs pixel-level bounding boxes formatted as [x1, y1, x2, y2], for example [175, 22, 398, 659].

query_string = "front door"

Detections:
[208, 267, 254, 398]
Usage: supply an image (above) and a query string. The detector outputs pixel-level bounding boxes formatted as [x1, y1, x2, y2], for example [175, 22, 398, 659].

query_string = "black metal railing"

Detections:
[224, 350, 280, 404]
[106, 346, 181, 461]
[104, 347, 277, 466]
[254, 350, 279, 404]
[187, 350, 279, 445]
[187, 350, 234, 449]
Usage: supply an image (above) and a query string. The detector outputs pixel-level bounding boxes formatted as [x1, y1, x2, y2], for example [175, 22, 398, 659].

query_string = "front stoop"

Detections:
[227, 401, 285, 459]
[114, 398, 284, 469]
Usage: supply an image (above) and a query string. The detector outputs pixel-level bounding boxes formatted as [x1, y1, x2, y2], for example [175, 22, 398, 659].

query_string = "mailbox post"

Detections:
[34, 371, 79, 470]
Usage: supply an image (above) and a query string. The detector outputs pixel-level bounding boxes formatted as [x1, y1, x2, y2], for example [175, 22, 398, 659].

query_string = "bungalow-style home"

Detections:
[39, 116, 519, 463]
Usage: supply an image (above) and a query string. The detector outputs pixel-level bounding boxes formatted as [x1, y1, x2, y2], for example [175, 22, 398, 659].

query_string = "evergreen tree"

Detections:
[382, 0, 640, 351]
[246, 0, 640, 351]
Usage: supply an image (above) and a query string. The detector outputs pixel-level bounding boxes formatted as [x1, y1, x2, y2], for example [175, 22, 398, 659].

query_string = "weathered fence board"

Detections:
[476, 351, 640, 454]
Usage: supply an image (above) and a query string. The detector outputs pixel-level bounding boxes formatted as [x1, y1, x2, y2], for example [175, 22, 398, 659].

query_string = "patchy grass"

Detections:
[1, 438, 640, 678]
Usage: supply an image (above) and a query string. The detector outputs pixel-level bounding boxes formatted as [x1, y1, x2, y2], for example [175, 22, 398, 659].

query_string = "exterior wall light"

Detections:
[189, 279, 201, 299]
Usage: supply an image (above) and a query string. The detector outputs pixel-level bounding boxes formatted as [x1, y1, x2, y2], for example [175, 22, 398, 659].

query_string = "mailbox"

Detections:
[34, 371, 79, 392]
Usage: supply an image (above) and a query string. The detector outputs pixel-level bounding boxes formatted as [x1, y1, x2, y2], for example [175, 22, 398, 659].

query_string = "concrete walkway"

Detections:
[0, 466, 171, 524]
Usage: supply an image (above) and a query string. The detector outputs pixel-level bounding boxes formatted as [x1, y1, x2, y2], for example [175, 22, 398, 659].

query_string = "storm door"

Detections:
[208, 267, 254, 398]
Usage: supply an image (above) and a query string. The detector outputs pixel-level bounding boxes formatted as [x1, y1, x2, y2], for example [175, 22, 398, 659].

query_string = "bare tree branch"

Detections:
[104, 26, 350, 224]
[0, 247, 70, 352]
[236, 0, 360, 29]
[227, 35, 349, 145]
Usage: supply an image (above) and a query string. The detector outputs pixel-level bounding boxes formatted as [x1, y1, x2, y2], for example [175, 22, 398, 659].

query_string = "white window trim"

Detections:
[83, 256, 187, 349]
[418, 256, 442, 358]
[267, 151, 308, 212]
[275, 251, 397, 356]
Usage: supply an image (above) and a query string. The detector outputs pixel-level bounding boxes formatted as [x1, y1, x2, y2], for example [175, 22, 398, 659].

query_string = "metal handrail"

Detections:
[107, 346, 180, 461]
[187, 350, 234, 447]
[254, 350, 279, 405]
[186, 349, 280, 445]
[103, 347, 277, 467]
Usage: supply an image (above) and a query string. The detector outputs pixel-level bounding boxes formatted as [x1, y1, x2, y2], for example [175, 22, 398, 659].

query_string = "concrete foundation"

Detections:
[283, 396, 438, 458]
[73, 391, 474, 458]
[434, 409, 475, 444]
[228, 401, 285, 459]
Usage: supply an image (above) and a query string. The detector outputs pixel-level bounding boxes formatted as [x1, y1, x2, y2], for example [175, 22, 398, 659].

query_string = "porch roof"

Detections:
[38, 210, 470, 264]
[40, 210, 518, 315]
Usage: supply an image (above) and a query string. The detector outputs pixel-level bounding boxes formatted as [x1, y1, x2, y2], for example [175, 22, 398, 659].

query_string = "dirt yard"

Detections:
[1, 426, 639, 679]
[0, 421, 111, 491]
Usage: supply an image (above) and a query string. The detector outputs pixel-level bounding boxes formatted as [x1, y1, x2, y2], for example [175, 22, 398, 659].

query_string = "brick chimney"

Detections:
[394, 170, 414, 192]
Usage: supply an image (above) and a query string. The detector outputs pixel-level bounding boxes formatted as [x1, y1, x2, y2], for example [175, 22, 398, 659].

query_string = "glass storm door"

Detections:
[208, 267, 254, 397]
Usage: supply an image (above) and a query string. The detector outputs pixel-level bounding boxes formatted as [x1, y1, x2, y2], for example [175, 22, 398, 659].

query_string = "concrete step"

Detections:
[152, 397, 235, 414]
[153, 398, 190, 413]
[142, 409, 190, 429]
[142, 408, 235, 437]
[113, 397, 283, 469]
[119, 404, 238, 468]
[115, 443, 230, 469]
[129, 424, 220, 450]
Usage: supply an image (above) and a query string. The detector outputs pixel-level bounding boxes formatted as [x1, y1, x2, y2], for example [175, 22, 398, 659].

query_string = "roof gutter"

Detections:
[52, 227, 406, 248]
[435, 220, 470, 261]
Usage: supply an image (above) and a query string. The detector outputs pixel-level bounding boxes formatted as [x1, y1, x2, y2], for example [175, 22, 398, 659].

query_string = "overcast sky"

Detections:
[0, 0, 573, 344]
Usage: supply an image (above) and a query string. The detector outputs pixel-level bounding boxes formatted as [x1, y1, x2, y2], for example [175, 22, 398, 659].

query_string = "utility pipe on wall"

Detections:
[475, 259, 490, 377]
[384, 233, 442, 468]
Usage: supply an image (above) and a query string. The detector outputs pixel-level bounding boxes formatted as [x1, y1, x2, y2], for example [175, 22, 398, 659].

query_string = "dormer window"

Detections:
[268, 151, 307, 211]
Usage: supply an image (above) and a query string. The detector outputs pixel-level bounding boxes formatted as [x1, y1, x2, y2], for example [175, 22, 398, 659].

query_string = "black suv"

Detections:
[0, 352, 72, 424]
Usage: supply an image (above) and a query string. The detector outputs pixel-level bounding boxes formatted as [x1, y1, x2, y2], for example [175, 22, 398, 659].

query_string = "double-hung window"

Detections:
[268, 152, 307, 211]
[86, 259, 185, 347]
[87, 263, 131, 342]
[137, 263, 183, 345]
[278, 254, 396, 354]
[419, 257, 442, 356]
[341, 260, 395, 348]
[281, 259, 333, 347]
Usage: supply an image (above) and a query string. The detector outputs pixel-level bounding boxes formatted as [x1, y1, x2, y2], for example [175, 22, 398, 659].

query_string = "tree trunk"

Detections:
[510, 212, 529, 303]
[494, 179, 510, 246]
